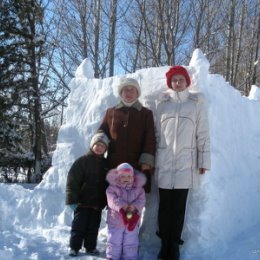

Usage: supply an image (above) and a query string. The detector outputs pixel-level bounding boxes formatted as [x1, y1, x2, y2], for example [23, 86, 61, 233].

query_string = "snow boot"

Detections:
[157, 239, 169, 260]
[69, 249, 78, 257]
[168, 243, 180, 260]
[86, 248, 100, 256]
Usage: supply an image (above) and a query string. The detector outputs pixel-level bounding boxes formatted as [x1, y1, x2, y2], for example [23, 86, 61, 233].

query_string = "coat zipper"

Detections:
[172, 93, 181, 187]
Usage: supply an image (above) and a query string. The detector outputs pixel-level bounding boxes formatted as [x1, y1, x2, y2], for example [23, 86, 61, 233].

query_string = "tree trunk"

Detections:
[233, 3, 245, 87]
[252, 14, 260, 85]
[226, 0, 235, 83]
[28, 1, 42, 182]
[94, 0, 101, 78]
[109, 0, 118, 77]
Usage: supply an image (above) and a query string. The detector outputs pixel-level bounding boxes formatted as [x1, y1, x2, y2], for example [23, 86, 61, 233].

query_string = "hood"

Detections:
[106, 169, 146, 188]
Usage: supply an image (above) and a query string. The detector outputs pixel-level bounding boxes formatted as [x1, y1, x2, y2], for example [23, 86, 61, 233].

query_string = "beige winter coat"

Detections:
[155, 89, 211, 189]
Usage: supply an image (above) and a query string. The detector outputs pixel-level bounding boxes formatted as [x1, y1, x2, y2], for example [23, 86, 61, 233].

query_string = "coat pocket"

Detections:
[176, 148, 195, 170]
[155, 148, 169, 172]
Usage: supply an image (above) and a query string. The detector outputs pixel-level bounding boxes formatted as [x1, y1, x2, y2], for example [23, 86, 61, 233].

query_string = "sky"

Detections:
[0, 49, 260, 260]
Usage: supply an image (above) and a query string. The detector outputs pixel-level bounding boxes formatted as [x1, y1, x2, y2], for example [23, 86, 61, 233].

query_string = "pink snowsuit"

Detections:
[106, 169, 146, 260]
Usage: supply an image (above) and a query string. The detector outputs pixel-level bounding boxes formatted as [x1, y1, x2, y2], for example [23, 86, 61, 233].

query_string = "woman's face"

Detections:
[121, 86, 138, 103]
[170, 75, 188, 92]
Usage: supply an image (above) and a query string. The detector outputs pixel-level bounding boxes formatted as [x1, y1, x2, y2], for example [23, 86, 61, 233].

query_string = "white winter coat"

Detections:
[155, 88, 211, 189]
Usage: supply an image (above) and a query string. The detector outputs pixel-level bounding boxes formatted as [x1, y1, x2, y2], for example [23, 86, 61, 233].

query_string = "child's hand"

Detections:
[125, 205, 137, 220]
[126, 205, 136, 212]
[122, 205, 128, 211]
[68, 204, 78, 211]
[127, 212, 140, 231]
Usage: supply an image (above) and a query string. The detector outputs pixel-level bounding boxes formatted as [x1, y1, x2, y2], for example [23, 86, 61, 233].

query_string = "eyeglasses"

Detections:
[171, 78, 186, 84]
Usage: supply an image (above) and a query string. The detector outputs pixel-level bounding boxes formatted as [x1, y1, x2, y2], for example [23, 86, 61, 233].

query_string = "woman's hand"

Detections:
[199, 168, 207, 174]
[141, 163, 151, 171]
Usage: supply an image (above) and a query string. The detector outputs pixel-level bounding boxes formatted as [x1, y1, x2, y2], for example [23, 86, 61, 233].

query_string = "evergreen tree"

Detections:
[0, 0, 48, 182]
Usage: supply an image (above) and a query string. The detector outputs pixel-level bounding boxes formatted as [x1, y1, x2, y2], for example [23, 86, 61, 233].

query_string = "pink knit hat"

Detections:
[165, 66, 191, 88]
[116, 163, 134, 176]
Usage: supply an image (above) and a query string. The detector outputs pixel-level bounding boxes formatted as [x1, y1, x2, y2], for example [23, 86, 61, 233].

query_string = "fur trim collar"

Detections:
[115, 100, 143, 111]
[106, 169, 146, 188]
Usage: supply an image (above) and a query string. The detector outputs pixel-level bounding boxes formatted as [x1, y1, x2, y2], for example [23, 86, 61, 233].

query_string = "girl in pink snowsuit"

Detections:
[106, 163, 146, 260]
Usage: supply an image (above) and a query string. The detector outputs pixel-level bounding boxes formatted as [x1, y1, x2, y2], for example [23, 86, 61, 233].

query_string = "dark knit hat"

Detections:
[165, 66, 191, 88]
[90, 131, 109, 149]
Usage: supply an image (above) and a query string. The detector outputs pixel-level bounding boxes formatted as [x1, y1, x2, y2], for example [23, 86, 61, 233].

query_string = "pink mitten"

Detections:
[127, 213, 140, 231]
[120, 208, 128, 226]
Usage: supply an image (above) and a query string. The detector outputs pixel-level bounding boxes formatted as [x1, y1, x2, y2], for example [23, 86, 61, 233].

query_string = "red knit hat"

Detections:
[165, 66, 191, 88]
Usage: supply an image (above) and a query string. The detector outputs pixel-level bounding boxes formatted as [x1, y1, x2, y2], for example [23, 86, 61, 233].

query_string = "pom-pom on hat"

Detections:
[118, 78, 141, 97]
[90, 131, 110, 149]
[116, 163, 134, 176]
[165, 66, 191, 88]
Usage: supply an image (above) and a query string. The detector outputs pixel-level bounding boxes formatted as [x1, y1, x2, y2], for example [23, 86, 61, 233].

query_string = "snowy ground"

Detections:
[1, 49, 260, 260]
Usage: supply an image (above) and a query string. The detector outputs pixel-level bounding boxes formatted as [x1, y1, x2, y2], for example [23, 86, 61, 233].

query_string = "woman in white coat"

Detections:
[155, 66, 211, 260]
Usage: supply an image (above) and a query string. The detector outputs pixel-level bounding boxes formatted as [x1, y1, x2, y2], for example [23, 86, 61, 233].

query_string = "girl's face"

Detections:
[170, 74, 188, 92]
[121, 86, 138, 103]
[119, 173, 134, 185]
[92, 142, 106, 155]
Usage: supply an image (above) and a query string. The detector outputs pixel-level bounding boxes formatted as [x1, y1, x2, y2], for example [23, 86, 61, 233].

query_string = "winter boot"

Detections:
[157, 239, 169, 260]
[86, 248, 100, 256]
[69, 249, 78, 257]
[168, 243, 180, 260]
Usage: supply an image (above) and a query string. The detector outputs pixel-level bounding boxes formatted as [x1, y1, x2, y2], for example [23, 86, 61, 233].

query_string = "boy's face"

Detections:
[121, 86, 138, 103]
[92, 142, 106, 155]
[170, 74, 188, 92]
[119, 173, 134, 185]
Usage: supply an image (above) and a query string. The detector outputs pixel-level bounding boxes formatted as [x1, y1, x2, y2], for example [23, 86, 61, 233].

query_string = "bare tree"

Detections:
[108, 0, 118, 76]
[93, 0, 101, 77]
[233, 2, 245, 87]
[252, 14, 260, 85]
[225, 0, 236, 84]
[120, 0, 191, 71]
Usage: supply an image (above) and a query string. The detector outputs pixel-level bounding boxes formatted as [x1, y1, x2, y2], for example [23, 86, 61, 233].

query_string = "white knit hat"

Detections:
[118, 78, 141, 97]
[90, 131, 110, 149]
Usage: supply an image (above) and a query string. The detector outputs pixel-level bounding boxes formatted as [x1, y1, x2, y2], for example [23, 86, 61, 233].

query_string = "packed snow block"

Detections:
[74, 58, 94, 79]
[248, 85, 260, 100]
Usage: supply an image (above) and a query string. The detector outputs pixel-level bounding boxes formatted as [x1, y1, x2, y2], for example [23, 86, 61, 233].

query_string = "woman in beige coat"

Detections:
[155, 66, 211, 260]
